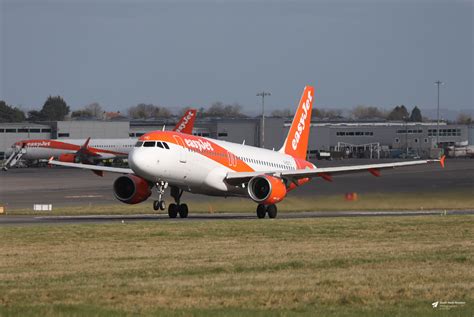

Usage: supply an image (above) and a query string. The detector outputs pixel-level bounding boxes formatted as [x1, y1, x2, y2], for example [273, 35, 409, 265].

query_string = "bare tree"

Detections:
[127, 104, 171, 119]
[312, 108, 344, 120]
[203, 102, 246, 117]
[457, 113, 472, 124]
[351, 105, 386, 120]
[271, 109, 292, 117]
[85, 102, 103, 119]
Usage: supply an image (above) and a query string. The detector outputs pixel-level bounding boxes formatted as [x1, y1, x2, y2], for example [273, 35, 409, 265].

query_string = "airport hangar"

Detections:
[0, 118, 471, 161]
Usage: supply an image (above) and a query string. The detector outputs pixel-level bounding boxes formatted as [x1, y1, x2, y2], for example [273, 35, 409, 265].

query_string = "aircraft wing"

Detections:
[48, 158, 134, 174]
[225, 157, 445, 186]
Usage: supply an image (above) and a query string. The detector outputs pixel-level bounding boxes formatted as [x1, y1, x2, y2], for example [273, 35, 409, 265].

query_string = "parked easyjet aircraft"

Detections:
[2, 109, 196, 170]
[50, 86, 445, 218]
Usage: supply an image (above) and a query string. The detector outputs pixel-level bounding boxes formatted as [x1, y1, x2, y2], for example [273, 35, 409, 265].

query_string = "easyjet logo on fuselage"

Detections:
[291, 90, 313, 150]
[26, 141, 51, 147]
[184, 138, 214, 152]
[175, 112, 194, 133]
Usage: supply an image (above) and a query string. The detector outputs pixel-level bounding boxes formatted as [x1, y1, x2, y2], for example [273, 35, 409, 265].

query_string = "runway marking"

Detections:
[64, 195, 104, 199]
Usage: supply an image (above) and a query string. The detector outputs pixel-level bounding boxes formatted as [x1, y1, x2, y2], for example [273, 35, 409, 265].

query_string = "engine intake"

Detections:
[248, 175, 287, 205]
[113, 174, 152, 204]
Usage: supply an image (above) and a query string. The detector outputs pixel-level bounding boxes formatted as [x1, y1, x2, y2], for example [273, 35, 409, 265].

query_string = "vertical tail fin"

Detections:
[279, 86, 314, 160]
[173, 109, 197, 134]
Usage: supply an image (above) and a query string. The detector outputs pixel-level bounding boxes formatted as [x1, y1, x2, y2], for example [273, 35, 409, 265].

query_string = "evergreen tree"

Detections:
[0, 100, 26, 122]
[409, 106, 423, 122]
[387, 105, 409, 120]
[40, 96, 70, 121]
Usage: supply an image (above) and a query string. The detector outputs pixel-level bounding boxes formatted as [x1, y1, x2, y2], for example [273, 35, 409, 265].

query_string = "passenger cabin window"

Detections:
[135, 142, 143, 147]
[143, 141, 156, 147]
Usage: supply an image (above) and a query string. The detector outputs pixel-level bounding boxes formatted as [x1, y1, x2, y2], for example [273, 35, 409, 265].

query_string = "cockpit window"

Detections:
[156, 142, 164, 148]
[135, 141, 143, 147]
[143, 141, 156, 147]
[163, 142, 170, 149]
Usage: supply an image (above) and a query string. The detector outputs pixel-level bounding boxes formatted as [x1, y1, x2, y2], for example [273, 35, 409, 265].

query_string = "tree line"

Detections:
[0, 96, 472, 124]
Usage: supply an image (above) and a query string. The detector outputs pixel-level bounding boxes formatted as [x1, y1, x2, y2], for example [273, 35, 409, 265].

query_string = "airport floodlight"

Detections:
[256, 91, 271, 148]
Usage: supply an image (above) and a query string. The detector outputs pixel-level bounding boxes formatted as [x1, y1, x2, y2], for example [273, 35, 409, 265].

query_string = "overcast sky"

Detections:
[1, 0, 472, 115]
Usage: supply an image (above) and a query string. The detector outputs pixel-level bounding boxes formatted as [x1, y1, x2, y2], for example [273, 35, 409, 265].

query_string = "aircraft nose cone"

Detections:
[129, 148, 149, 176]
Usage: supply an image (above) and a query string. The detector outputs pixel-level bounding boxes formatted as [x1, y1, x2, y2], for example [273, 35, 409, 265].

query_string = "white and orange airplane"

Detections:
[3, 109, 196, 170]
[50, 86, 445, 218]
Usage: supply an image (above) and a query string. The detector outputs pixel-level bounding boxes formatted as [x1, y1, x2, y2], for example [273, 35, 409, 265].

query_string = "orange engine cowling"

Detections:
[248, 175, 287, 205]
[58, 153, 78, 163]
[113, 174, 152, 204]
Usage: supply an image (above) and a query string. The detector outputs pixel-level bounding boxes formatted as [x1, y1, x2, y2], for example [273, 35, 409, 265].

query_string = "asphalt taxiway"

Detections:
[1, 210, 473, 226]
[1, 159, 473, 210]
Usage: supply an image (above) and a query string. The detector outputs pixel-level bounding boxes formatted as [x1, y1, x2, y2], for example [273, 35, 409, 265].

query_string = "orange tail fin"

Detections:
[279, 86, 314, 160]
[173, 109, 197, 134]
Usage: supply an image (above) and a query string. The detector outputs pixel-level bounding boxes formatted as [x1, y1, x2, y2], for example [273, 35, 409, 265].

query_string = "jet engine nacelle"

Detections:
[248, 175, 287, 205]
[58, 153, 78, 163]
[113, 174, 152, 204]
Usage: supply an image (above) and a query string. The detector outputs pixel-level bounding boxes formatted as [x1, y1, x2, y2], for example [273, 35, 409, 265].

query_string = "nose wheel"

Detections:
[153, 200, 166, 211]
[153, 181, 168, 211]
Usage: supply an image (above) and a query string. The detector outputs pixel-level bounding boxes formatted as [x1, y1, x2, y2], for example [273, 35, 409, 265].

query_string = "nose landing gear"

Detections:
[153, 181, 167, 211]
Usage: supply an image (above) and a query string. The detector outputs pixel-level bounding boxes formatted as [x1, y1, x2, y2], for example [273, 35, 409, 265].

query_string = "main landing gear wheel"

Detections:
[266, 204, 277, 219]
[256, 204, 278, 219]
[256, 204, 266, 219]
[168, 203, 188, 218]
[168, 203, 178, 218]
[178, 204, 189, 218]
[167, 186, 189, 219]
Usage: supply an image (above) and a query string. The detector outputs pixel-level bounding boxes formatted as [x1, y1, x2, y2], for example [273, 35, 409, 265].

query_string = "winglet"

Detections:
[82, 137, 91, 148]
[439, 155, 446, 168]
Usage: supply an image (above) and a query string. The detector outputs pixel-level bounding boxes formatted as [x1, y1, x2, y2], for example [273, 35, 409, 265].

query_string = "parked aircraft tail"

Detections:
[174, 109, 197, 134]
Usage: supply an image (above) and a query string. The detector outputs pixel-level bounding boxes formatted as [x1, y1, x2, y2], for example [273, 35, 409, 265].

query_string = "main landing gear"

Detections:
[153, 183, 189, 218]
[168, 186, 188, 218]
[256, 204, 277, 219]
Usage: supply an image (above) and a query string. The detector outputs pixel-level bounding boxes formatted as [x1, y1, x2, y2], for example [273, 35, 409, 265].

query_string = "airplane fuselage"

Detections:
[7, 138, 135, 160]
[130, 131, 315, 197]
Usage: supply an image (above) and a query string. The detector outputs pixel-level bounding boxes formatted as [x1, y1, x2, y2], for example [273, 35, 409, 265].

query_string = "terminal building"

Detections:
[0, 117, 471, 161]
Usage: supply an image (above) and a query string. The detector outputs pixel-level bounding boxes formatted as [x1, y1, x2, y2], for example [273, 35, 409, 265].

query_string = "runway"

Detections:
[1, 209, 473, 226]
[1, 159, 473, 210]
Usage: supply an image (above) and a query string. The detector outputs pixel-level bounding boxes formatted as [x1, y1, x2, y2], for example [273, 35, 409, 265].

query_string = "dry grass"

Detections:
[0, 215, 473, 316]
[5, 189, 474, 216]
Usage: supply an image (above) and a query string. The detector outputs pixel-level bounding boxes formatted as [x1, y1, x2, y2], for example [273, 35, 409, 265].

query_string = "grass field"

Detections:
[5, 189, 474, 216]
[0, 215, 472, 316]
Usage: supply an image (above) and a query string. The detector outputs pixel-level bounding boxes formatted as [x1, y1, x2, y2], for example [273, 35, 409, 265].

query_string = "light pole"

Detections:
[256, 91, 271, 148]
[404, 116, 409, 157]
[434, 80, 443, 147]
